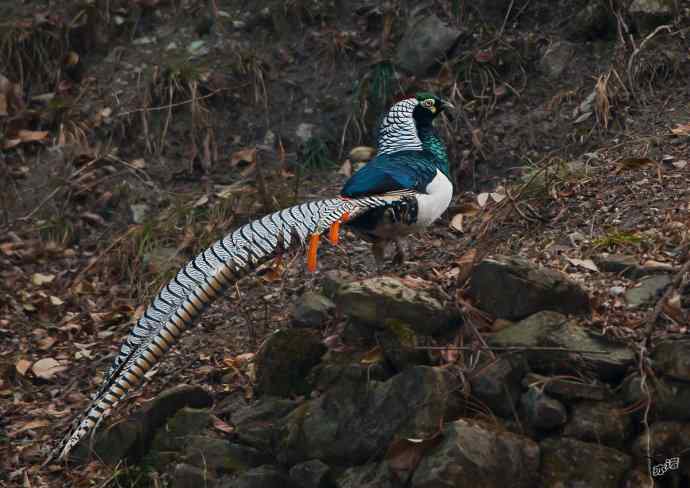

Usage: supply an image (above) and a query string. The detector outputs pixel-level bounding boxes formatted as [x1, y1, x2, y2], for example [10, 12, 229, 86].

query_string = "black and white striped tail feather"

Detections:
[49, 194, 410, 463]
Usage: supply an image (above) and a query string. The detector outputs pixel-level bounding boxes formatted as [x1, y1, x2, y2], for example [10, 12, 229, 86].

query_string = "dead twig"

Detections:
[254, 151, 273, 214]
[644, 247, 690, 343]
[626, 25, 673, 98]
[413, 345, 610, 354]
[69, 226, 140, 287]
[504, 187, 540, 223]
[117, 89, 224, 117]
[15, 186, 62, 222]
[636, 343, 655, 485]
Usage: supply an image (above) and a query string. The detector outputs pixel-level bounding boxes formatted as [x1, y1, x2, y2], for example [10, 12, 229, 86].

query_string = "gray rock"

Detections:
[489, 311, 634, 381]
[130, 203, 150, 224]
[309, 349, 394, 393]
[654, 377, 690, 420]
[231, 396, 300, 451]
[523, 373, 611, 401]
[143, 385, 214, 428]
[295, 123, 316, 144]
[563, 401, 633, 447]
[293, 292, 335, 328]
[171, 463, 217, 488]
[622, 467, 655, 488]
[289, 459, 332, 488]
[468, 256, 591, 320]
[341, 320, 377, 346]
[540, 41, 577, 79]
[652, 338, 690, 382]
[566, 1, 615, 40]
[263, 130, 276, 147]
[322, 269, 351, 299]
[71, 417, 142, 464]
[181, 437, 273, 475]
[629, 0, 676, 32]
[475, 0, 514, 19]
[256, 329, 326, 397]
[280, 366, 448, 465]
[379, 319, 430, 372]
[630, 421, 690, 465]
[152, 408, 212, 452]
[396, 14, 461, 76]
[595, 254, 675, 279]
[594, 254, 639, 275]
[231, 396, 299, 426]
[540, 438, 632, 487]
[335, 462, 395, 488]
[621, 373, 646, 406]
[469, 355, 528, 418]
[335, 276, 456, 335]
[609, 286, 626, 296]
[625, 274, 672, 308]
[520, 387, 568, 430]
[72, 385, 213, 464]
[410, 419, 540, 488]
[221, 465, 294, 488]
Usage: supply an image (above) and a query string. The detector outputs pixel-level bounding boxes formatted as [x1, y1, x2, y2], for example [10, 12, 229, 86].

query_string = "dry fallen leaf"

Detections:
[9, 419, 51, 437]
[662, 293, 686, 324]
[261, 260, 285, 283]
[215, 182, 255, 199]
[349, 145, 376, 162]
[455, 248, 478, 286]
[670, 123, 690, 137]
[230, 147, 257, 167]
[360, 345, 384, 364]
[32, 358, 67, 380]
[398, 276, 434, 289]
[449, 213, 464, 232]
[453, 202, 480, 217]
[32, 272, 55, 286]
[21, 130, 49, 142]
[477, 193, 490, 207]
[490, 186, 506, 203]
[16, 359, 33, 376]
[37, 336, 57, 351]
[566, 257, 599, 272]
[323, 334, 345, 351]
[386, 435, 442, 483]
[615, 157, 655, 172]
[212, 415, 234, 434]
[235, 353, 255, 365]
[193, 195, 209, 208]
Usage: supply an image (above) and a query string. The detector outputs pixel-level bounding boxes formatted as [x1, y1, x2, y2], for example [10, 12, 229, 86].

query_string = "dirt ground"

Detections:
[1, 0, 689, 486]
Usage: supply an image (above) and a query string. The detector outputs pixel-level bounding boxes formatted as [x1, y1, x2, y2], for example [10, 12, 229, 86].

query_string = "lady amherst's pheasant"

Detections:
[49, 92, 454, 462]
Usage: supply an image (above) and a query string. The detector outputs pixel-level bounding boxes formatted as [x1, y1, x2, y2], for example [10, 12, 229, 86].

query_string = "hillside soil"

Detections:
[1, 0, 689, 486]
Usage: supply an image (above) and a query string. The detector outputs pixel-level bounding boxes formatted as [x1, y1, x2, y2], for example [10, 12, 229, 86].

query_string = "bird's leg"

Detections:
[372, 240, 387, 273]
[392, 238, 406, 266]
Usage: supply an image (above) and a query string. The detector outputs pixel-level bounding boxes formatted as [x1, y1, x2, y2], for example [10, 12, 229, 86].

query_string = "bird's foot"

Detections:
[372, 240, 387, 274]
[392, 239, 406, 266]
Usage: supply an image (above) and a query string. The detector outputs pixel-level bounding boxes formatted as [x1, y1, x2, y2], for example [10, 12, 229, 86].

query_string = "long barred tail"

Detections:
[48, 194, 412, 463]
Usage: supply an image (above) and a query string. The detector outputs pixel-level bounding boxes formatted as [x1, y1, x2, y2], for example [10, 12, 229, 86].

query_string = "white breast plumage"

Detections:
[415, 169, 453, 227]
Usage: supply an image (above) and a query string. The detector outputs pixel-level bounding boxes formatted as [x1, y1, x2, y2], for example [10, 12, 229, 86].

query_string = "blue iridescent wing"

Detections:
[340, 151, 438, 197]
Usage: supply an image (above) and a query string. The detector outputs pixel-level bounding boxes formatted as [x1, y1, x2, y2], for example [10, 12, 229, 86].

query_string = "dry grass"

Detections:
[0, 18, 67, 91]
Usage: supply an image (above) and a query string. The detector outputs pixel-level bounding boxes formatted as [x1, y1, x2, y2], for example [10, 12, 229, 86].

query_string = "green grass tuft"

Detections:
[301, 137, 334, 171]
[592, 231, 647, 250]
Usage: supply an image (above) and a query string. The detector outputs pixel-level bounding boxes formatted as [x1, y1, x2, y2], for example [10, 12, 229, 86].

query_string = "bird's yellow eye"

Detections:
[422, 98, 435, 108]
